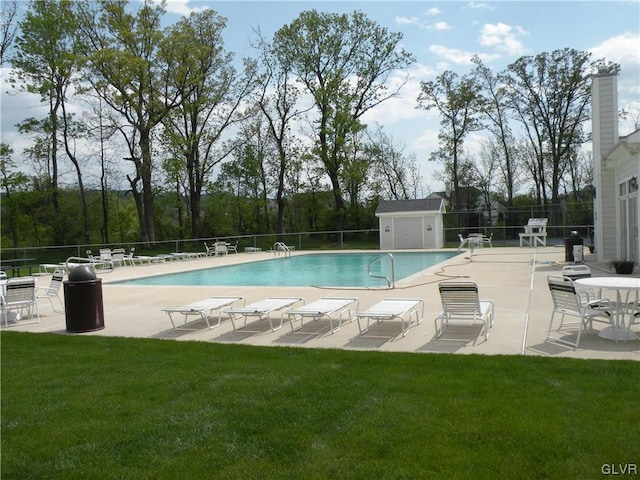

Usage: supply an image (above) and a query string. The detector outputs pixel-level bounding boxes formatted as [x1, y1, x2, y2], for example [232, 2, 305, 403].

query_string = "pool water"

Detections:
[116, 252, 457, 287]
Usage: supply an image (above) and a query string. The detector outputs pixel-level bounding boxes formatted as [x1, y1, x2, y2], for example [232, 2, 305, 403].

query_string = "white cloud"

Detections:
[433, 21, 452, 31]
[429, 45, 500, 65]
[590, 32, 640, 134]
[589, 32, 640, 68]
[465, 2, 494, 11]
[478, 23, 528, 56]
[395, 16, 420, 26]
[151, 0, 208, 16]
[396, 10, 450, 31]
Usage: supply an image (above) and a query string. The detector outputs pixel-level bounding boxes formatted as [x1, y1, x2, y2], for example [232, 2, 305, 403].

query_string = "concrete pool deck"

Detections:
[6, 246, 640, 361]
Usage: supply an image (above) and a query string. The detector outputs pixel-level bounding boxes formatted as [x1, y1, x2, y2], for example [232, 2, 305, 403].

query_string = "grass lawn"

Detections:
[2, 332, 638, 479]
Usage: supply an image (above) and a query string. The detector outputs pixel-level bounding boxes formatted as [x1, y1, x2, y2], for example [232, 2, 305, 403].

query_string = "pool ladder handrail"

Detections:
[273, 242, 291, 257]
[368, 253, 395, 288]
[65, 256, 114, 273]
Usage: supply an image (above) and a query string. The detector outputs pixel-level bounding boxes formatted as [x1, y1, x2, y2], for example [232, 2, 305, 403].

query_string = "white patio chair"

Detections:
[457, 234, 468, 251]
[99, 249, 112, 266]
[123, 247, 136, 266]
[285, 297, 358, 334]
[203, 242, 215, 256]
[2, 277, 39, 326]
[434, 281, 494, 342]
[562, 264, 591, 280]
[482, 233, 493, 248]
[356, 298, 423, 337]
[227, 241, 238, 254]
[561, 265, 611, 309]
[162, 296, 245, 329]
[111, 248, 127, 267]
[35, 268, 65, 313]
[546, 275, 613, 349]
[214, 242, 228, 256]
[223, 297, 304, 331]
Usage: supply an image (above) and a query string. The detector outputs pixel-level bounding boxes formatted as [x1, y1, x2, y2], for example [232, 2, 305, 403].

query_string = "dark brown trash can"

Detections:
[564, 231, 583, 263]
[64, 265, 105, 333]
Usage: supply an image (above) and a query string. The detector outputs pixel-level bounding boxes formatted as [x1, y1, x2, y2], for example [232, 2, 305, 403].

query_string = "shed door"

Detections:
[393, 217, 423, 249]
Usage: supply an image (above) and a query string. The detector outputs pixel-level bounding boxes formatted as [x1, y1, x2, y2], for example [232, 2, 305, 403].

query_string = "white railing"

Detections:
[65, 256, 114, 273]
[273, 242, 291, 257]
[368, 253, 395, 288]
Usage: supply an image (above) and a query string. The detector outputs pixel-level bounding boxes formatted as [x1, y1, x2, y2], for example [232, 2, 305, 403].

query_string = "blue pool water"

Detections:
[116, 252, 457, 287]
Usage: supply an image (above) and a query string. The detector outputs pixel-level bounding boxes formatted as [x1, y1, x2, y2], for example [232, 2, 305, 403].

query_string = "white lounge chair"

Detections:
[223, 297, 304, 332]
[35, 268, 65, 313]
[546, 275, 613, 349]
[434, 281, 494, 342]
[356, 298, 424, 337]
[285, 297, 358, 333]
[161, 296, 245, 329]
[2, 277, 39, 326]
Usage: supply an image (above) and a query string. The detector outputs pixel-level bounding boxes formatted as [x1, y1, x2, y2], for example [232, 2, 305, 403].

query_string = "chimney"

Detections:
[591, 70, 618, 261]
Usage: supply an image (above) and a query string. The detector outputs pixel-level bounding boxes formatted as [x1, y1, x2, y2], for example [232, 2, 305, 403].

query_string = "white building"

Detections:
[592, 70, 640, 266]
[375, 198, 446, 249]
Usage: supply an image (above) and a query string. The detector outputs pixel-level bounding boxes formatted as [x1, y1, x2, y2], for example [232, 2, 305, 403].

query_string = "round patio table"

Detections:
[574, 277, 640, 341]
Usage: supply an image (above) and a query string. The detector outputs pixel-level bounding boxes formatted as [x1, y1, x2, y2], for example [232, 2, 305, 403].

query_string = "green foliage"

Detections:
[0, 188, 143, 248]
[2, 332, 638, 479]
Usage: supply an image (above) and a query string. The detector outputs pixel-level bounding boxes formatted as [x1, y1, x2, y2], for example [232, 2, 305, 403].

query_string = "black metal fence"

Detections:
[0, 221, 596, 277]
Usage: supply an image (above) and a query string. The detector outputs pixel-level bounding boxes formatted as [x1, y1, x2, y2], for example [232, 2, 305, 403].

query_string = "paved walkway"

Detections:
[6, 247, 639, 361]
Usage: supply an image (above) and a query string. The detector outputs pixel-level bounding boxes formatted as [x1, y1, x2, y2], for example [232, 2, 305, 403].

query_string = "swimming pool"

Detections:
[116, 252, 458, 287]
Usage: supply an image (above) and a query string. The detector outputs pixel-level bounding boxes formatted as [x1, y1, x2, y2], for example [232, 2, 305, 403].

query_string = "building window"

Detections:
[619, 178, 639, 263]
[619, 182, 627, 196]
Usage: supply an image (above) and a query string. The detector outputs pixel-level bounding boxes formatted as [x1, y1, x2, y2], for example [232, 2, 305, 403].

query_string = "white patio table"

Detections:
[574, 276, 640, 341]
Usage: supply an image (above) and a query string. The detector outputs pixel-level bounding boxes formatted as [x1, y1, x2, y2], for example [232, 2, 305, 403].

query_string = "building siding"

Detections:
[592, 71, 619, 262]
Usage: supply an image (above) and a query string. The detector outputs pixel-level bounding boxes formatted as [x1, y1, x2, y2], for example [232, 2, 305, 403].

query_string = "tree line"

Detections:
[1, 0, 616, 248]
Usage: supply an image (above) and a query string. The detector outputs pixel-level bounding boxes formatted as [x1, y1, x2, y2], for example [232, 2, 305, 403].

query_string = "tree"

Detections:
[0, 0, 17, 64]
[501, 49, 605, 212]
[272, 9, 414, 229]
[255, 29, 309, 238]
[472, 55, 521, 209]
[417, 70, 484, 210]
[364, 126, 423, 200]
[161, 9, 258, 239]
[0, 143, 28, 248]
[10, 0, 90, 244]
[77, 0, 180, 245]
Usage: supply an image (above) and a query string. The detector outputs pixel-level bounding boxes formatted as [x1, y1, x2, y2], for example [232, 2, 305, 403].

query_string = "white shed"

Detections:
[375, 198, 446, 249]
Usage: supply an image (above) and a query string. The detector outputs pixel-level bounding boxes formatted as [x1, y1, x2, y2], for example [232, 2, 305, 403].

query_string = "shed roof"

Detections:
[375, 198, 444, 214]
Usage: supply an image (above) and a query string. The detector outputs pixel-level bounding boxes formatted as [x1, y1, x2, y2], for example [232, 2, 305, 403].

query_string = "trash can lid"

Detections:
[68, 265, 97, 281]
[568, 231, 581, 238]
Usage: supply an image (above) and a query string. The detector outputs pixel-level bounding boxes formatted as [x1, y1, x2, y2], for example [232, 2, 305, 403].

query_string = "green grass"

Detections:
[2, 332, 638, 479]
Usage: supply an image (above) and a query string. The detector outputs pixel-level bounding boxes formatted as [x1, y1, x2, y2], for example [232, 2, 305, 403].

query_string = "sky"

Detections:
[1, 0, 639, 194]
